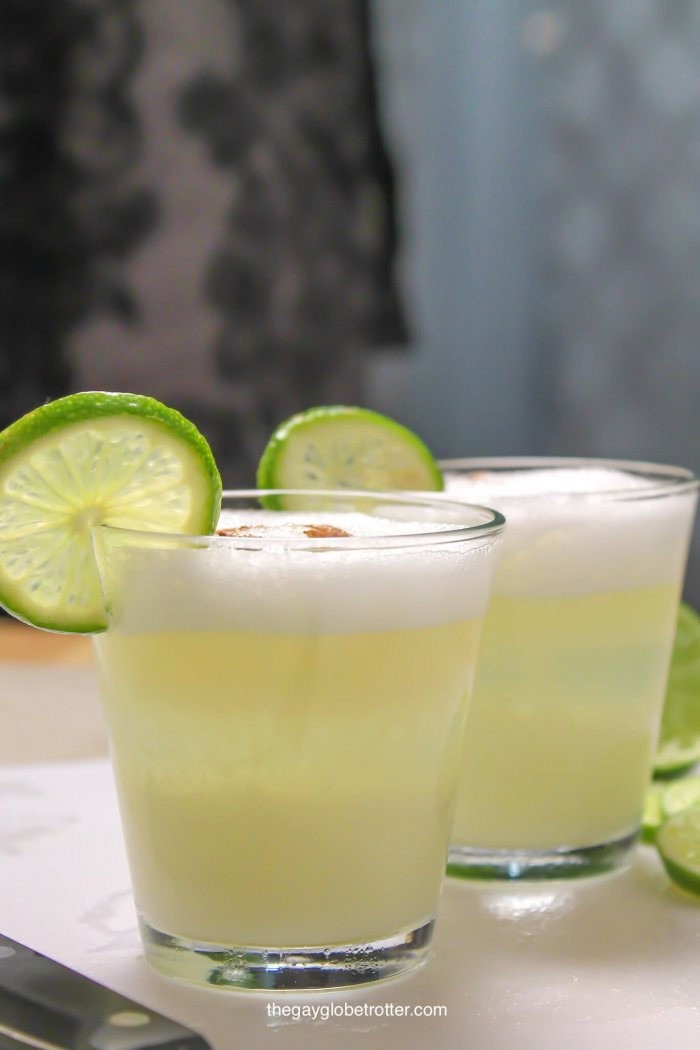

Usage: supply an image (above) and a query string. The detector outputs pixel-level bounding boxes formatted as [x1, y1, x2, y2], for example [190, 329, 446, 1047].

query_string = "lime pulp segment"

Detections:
[0, 393, 221, 633]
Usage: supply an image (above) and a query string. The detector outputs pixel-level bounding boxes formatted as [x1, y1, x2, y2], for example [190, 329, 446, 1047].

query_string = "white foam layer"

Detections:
[96, 510, 501, 635]
[444, 467, 697, 596]
[215, 509, 465, 539]
[445, 466, 652, 500]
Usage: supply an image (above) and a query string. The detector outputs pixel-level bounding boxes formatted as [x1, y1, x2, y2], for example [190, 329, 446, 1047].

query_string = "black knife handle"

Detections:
[0, 934, 212, 1049]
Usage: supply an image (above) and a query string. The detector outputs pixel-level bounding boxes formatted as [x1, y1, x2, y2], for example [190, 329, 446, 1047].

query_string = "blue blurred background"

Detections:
[371, 0, 700, 598]
[369, 1, 700, 467]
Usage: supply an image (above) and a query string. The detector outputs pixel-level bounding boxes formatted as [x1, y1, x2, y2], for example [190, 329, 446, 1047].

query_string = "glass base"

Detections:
[140, 916, 434, 990]
[446, 830, 638, 881]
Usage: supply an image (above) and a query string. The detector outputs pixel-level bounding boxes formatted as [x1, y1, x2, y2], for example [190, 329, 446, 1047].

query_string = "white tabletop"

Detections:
[2, 756, 700, 1050]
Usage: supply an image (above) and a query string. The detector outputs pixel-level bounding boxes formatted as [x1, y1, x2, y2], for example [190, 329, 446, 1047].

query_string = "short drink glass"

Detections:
[443, 459, 698, 880]
[92, 490, 504, 988]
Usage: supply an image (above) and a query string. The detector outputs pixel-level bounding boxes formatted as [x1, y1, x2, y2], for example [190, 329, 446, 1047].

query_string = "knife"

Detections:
[0, 934, 211, 1050]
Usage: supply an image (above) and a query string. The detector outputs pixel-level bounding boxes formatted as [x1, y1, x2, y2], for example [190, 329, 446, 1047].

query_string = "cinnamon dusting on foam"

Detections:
[301, 524, 351, 538]
[216, 524, 351, 539]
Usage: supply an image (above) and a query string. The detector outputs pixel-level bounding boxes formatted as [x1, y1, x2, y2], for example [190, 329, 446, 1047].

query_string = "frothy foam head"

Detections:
[445, 466, 659, 501]
[444, 465, 696, 596]
[96, 509, 501, 635]
[215, 509, 467, 540]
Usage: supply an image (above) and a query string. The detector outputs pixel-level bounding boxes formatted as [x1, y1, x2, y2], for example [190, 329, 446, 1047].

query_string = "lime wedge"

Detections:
[641, 784, 664, 844]
[654, 604, 700, 777]
[0, 392, 221, 633]
[660, 776, 700, 820]
[256, 406, 443, 506]
[654, 739, 700, 778]
[657, 808, 700, 897]
[642, 775, 700, 847]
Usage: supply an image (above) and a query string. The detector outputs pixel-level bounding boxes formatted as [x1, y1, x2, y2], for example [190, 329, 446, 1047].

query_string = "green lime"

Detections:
[0, 392, 221, 633]
[641, 784, 664, 844]
[654, 604, 700, 777]
[660, 775, 700, 820]
[256, 406, 443, 507]
[657, 808, 700, 897]
[654, 739, 700, 779]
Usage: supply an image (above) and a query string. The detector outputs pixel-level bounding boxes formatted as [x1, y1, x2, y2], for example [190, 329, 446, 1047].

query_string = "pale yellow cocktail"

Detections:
[95, 620, 481, 946]
[92, 491, 503, 987]
[444, 460, 698, 879]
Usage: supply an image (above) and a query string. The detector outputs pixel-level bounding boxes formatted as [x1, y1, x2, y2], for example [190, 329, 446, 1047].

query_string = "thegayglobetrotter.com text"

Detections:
[267, 1002, 448, 1022]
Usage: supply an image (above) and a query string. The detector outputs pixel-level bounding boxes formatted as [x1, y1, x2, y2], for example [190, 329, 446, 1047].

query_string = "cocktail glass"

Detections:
[91, 489, 504, 989]
[442, 458, 698, 880]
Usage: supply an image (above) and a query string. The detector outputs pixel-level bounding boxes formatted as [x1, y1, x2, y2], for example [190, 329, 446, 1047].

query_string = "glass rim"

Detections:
[439, 456, 700, 503]
[93, 488, 506, 550]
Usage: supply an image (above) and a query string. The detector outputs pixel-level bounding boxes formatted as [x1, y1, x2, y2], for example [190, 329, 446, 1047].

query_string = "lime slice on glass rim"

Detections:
[654, 604, 700, 777]
[256, 406, 443, 508]
[0, 392, 221, 634]
[657, 808, 700, 897]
